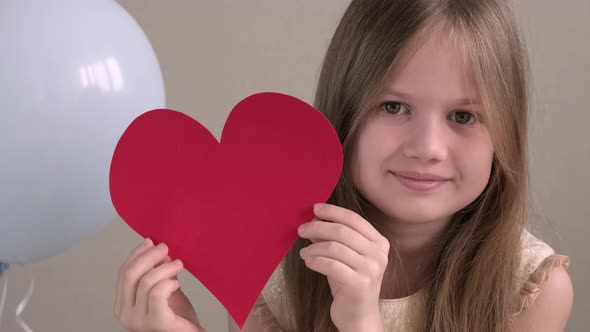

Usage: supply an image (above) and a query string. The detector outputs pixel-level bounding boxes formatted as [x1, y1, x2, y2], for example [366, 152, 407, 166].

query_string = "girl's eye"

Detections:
[452, 111, 478, 125]
[381, 102, 408, 115]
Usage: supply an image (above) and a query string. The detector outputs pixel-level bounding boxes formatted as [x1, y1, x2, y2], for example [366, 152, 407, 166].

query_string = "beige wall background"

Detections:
[1, 1, 588, 331]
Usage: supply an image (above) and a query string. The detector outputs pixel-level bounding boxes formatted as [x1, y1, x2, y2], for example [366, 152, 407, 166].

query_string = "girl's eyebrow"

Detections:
[384, 88, 480, 106]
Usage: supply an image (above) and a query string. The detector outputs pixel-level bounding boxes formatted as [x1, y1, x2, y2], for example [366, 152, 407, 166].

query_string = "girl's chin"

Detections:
[380, 206, 454, 225]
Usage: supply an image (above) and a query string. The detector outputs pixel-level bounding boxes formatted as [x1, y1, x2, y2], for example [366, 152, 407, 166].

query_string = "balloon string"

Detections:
[15, 278, 34, 332]
[0, 274, 7, 329]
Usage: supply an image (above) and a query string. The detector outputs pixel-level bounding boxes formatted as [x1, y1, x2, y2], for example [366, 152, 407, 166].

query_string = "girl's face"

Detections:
[352, 36, 494, 225]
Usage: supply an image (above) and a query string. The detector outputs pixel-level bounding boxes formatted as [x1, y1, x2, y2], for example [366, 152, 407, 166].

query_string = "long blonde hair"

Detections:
[283, 0, 531, 331]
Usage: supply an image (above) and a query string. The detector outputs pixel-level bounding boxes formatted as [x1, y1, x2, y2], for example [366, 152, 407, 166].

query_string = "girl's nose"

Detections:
[401, 117, 448, 162]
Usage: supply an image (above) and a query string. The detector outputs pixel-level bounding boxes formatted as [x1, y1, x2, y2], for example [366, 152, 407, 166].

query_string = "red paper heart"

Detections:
[109, 92, 342, 327]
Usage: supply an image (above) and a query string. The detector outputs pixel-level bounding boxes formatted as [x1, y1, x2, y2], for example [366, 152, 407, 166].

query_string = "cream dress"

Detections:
[249, 230, 570, 331]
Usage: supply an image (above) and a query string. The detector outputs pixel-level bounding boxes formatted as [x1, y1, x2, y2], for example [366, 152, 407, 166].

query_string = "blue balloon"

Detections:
[0, 0, 165, 264]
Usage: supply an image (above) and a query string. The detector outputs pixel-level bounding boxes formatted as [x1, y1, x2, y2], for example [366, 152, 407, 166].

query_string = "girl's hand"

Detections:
[114, 238, 206, 332]
[297, 203, 389, 332]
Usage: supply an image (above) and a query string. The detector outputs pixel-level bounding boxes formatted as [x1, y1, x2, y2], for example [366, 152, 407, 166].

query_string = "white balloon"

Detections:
[0, 0, 166, 263]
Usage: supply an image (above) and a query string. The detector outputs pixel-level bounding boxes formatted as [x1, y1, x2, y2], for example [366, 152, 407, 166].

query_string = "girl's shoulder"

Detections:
[514, 230, 571, 315]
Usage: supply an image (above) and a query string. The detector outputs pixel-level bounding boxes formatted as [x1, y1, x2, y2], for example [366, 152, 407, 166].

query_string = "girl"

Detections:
[113, 0, 573, 331]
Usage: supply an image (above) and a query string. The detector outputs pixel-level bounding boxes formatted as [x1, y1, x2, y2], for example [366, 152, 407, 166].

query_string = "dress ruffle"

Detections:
[513, 254, 570, 316]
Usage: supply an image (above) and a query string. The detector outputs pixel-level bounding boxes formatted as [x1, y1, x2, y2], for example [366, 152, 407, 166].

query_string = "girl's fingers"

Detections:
[124, 238, 154, 267]
[300, 241, 363, 271]
[313, 203, 388, 249]
[306, 218, 326, 243]
[120, 243, 170, 311]
[163, 256, 180, 280]
[157, 255, 172, 267]
[302, 255, 356, 286]
[148, 279, 181, 318]
[156, 256, 180, 280]
[298, 220, 371, 255]
[135, 259, 184, 314]
[115, 238, 153, 315]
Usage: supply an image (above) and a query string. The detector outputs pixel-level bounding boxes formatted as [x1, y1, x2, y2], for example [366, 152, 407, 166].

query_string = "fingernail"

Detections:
[157, 243, 166, 250]
[313, 203, 323, 214]
[173, 259, 182, 266]
[297, 224, 306, 235]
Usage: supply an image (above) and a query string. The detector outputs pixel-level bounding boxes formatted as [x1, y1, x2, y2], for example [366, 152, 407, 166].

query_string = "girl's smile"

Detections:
[390, 171, 451, 192]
